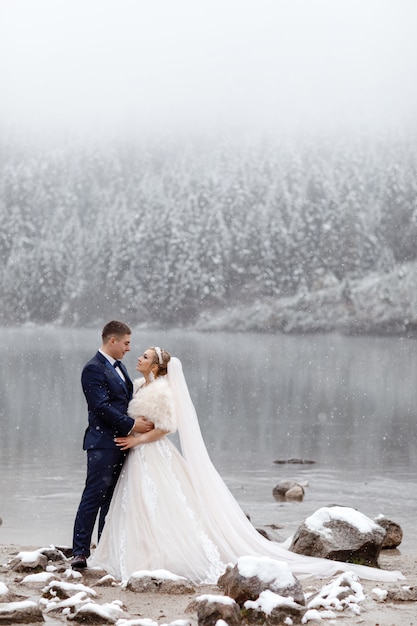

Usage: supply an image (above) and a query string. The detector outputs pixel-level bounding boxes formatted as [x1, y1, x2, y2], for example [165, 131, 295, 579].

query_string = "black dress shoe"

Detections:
[71, 554, 87, 570]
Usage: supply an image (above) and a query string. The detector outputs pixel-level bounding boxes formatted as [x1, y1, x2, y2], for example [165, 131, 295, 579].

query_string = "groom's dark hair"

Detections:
[102, 320, 132, 342]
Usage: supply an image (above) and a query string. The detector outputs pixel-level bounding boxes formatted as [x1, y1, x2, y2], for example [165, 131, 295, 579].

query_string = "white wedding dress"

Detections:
[91, 358, 403, 584]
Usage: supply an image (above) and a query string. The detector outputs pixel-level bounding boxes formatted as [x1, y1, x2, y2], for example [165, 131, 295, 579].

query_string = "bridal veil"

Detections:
[167, 357, 403, 582]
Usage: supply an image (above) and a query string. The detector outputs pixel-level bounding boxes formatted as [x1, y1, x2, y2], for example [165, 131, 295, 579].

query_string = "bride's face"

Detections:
[136, 349, 157, 375]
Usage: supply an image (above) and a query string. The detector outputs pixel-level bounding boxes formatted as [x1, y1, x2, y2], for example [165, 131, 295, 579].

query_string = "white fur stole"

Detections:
[127, 377, 176, 433]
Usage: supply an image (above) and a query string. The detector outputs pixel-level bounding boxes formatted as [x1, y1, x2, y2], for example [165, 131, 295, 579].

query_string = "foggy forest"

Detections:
[1, 1, 417, 333]
[1, 128, 417, 330]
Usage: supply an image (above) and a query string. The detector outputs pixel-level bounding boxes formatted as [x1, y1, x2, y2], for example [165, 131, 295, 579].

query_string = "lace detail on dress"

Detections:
[119, 469, 128, 582]
[139, 445, 158, 516]
[155, 439, 194, 512]
[154, 439, 226, 582]
[199, 531, 227, 583]
[160, 441, 196, 520]
[156, 438, 172, 462]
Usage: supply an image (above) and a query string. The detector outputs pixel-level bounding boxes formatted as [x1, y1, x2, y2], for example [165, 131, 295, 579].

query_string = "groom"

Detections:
[71, 320, 152, 570]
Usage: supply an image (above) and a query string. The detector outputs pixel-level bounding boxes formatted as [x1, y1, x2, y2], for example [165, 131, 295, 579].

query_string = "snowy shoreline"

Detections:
[1, 543, 416, 625]
[195, 260, 417, 337]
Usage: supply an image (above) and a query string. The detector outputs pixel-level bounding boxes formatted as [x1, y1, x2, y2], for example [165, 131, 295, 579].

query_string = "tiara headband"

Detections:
[154, 346, 163, 365]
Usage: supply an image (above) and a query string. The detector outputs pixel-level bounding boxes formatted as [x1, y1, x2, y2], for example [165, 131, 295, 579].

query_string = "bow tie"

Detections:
[113, 360, 122, 369]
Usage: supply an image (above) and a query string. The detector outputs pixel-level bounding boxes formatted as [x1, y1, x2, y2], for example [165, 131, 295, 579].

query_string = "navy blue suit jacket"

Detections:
[81, 351, 135, 450]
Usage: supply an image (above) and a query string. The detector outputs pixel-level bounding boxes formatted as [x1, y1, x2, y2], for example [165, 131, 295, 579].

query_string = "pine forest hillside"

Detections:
[1, 130, 416, 334]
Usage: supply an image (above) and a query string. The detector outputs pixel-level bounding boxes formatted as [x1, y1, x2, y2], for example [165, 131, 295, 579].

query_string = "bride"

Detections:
[91, 347, 403, 583]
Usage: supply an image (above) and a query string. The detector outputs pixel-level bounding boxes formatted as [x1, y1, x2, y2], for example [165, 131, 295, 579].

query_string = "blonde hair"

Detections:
[150, 347, 171, 377]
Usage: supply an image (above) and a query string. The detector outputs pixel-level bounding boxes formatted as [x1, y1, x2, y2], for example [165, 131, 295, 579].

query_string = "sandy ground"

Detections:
[1, 544, 416, 625]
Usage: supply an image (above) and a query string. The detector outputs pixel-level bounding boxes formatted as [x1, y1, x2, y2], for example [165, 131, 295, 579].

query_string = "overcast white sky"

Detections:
[1, 0, 416, 139]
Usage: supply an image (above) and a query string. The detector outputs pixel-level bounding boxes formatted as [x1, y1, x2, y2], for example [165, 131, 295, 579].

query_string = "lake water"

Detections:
[1, 327, 416, 552]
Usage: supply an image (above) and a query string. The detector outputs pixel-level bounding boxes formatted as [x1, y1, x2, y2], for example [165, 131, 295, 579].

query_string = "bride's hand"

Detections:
[114, 435, 142, 450]
[133, 416, 154, 433]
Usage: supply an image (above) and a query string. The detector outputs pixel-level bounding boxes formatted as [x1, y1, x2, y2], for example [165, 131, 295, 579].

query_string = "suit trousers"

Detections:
[72, 447, 127, 557]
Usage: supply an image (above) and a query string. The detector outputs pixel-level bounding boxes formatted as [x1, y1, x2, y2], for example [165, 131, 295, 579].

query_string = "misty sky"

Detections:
[1, 0, 417, 139]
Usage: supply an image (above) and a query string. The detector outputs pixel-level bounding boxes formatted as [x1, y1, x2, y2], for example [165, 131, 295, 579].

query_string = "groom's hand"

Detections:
[133, 416, 154, 433]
